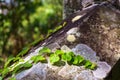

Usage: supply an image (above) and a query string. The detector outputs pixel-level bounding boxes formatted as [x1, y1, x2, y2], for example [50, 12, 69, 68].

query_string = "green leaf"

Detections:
[29, 38, 42, 46]
[61, 52, 72, 62]
[17, 47, 30, 57]
[90, 63, 97, 70]
[1, 68, 10, 78]
[9, 77, 16, 80]
[68, 52, 74, 57]
[55, 25, 62, 31]
[50, 54, 60, 64]
[13, 57, 21, 62]
[4, 56, 21, 68]
[73, 56, 79, 65]
[84, 60, 92, 68]
[31, 55, 46, 63]
[77, 55, 84, 64]
[12, 62, 32, 74]
[73, 55, 84, 65]
[4, 57, 15, 68]
[39, 47, 51, 55]
[55, 50, 64, 55]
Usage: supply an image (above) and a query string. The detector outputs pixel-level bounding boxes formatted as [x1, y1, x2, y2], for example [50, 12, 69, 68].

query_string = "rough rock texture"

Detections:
[80, 4, 120, 66]
[74, 70, 98, 80]
[15, 44, 111, 80]
[15, 2, 120, 80]
[72, 44, 98, 62]
[32, 3, 120, 66]
[92, 62, 111, 79]
[16, 63, 47, 80]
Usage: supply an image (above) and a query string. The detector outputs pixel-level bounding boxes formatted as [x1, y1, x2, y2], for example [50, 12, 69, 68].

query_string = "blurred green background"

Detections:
[0, 0, 62, 67]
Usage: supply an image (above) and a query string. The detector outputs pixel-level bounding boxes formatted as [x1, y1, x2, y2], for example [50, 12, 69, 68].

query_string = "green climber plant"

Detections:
[0, 47, 97, 79]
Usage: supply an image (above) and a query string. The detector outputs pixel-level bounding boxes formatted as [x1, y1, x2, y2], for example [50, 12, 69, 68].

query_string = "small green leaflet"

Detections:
[55, 25, 62, 31]
[12, 62, 32, 74]
[30, 38, 42, 46]
[84, 60, 92, 68]
[73, 55, 84, 65]
[68, 52, 75, 57]
[31, 55, 46, 63]
[50, 54, 60, 64]
[1, 68, 9, 78]
[39, 47, 51, 55]
[90, 63, 97, 70]
[55, 50, 64, 55]
[61, 52, 72, 62]
[9, 77, 16, 80]
[4, 57, 16, 68]
[17, 47, 30, 57]
[4, 57, 22, 68]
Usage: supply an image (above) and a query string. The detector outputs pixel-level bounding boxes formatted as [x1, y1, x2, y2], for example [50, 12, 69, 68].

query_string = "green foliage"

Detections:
[39, 47, 51, 55]
[84, 60, 93, 68]
[32, 47, 97, 69]
[34, 48, 97, 69]
[0, 0, 62, 59]
[47, 21, 67, 37]
[55, 50, 64, 55]
[17, 47, 30, 57]
[9, 77, 16, 80]
[73, 55, 84, 65]
[0, 56, 32, 78]
[0, 68, 9, 78]
[50, 54, 60, 64]
[31, 55, 46, 63]
[0, 47, 97, 79]
[4, 57, 16, 68]
[90, 63, 97, 70]
[61, 52, 73, 62]
[1, 61, 32, 78]
[0, 76, 2, 80]
[12, 62, 32, 75]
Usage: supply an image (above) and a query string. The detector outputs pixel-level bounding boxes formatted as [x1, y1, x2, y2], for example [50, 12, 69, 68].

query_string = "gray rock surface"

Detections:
[92, 62, 111, 79]
[72, 44, 99, 62]
[47, 42, 60, 52]
[14, 44, 111, 80]
[61, 45, 72, 52]
[74, 70, 98, 80]
[16, 63, 47, 80]
[15, 63, 102, 80]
